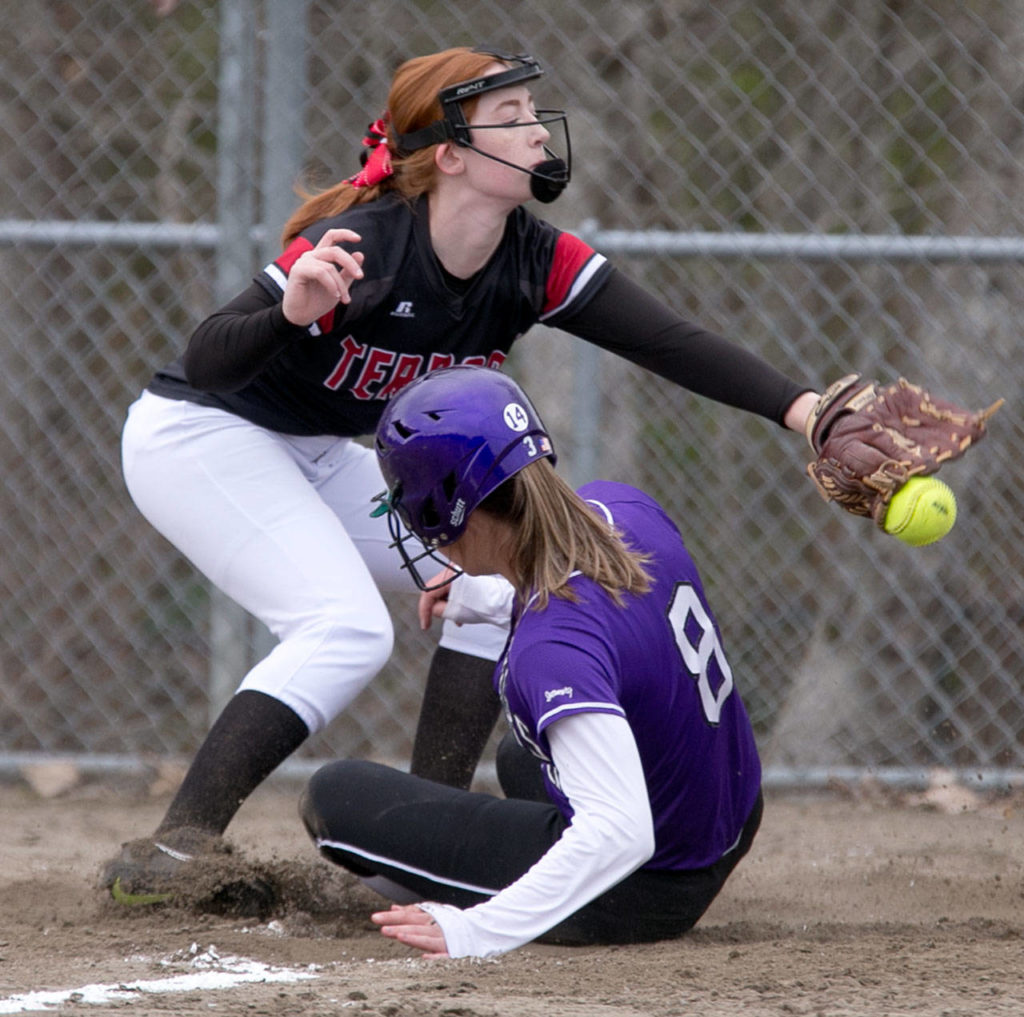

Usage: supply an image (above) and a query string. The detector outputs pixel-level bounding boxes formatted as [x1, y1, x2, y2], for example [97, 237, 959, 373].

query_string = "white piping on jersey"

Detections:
[538, 699, 625, 730]
[264, 262, 288, 293]
[538, 254, 608, 322]
[264, 261, 322, 335]
[263, 261, 323, 335]
[721, 823, 747, 859]
[315, 837, 502, 897]
[583, 498, 614, 528]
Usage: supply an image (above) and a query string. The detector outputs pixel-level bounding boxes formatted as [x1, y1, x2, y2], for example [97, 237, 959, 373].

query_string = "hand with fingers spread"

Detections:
[281, 228, 365, 326]
[372, 903, 450, 958]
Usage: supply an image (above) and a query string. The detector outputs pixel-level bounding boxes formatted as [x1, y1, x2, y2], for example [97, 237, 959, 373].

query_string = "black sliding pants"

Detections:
[300, 750, 762, 946]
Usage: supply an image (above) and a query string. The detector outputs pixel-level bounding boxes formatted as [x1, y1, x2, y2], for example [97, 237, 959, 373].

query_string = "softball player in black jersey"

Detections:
[102, 45, 820, 904]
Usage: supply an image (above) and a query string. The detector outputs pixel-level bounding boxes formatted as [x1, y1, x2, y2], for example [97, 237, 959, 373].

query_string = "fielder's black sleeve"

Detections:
[182, 283, 309, 393]
[559, 269, 812, 427]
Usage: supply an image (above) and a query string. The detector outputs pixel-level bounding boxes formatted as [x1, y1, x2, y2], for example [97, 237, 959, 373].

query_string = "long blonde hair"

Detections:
[480, 460, 652, 610]
[281, 48, 501, 246]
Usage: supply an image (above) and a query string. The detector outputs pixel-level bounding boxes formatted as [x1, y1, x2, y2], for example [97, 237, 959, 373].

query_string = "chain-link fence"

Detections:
[2, 0, 1022, 785]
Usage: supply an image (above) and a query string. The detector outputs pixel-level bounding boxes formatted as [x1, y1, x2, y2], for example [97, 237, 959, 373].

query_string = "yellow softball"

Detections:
[883, 476, 957, 546]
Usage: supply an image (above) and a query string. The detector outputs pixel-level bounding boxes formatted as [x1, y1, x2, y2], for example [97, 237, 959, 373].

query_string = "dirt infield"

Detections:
[1, 773, 1022, 1016]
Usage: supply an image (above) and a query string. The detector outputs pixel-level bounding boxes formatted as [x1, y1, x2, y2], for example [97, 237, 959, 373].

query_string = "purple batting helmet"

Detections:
[373, 366, 555, 588]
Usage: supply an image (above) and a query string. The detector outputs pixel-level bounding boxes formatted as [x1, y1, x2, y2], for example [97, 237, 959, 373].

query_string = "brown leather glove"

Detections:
[805, 375, 1002, 526]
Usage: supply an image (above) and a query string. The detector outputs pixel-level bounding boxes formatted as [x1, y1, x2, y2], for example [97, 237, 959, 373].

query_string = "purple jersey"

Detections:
[497, 480, 761, 871]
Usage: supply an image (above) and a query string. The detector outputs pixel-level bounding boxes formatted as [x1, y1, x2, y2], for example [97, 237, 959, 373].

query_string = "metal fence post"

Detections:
[260, 0, 310, 263]
[208, 0, 259, 723]
[246, 0, 313, 664]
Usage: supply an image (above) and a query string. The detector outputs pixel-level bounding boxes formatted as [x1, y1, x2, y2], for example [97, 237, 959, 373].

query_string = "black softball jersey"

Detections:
[148, 192, 807, 436]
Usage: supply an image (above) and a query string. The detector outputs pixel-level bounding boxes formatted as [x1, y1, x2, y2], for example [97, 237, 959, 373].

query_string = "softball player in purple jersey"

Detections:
[300, 367, 763, 958]
[103, 44, 814, 904]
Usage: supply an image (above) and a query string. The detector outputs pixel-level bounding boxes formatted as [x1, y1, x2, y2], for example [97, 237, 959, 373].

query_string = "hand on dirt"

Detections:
[371, 903, 450, 958]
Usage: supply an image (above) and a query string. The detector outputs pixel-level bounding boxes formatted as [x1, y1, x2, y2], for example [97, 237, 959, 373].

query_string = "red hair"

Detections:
[281, 48, 503, 246]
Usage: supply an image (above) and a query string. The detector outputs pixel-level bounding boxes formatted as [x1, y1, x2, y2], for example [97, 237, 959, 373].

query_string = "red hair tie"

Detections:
[349, 114, 394, 188]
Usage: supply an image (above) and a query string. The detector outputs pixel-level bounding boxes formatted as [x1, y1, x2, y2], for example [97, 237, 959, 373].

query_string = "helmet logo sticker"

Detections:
[503, 402, 530, 432]
[449, 497, 467, 529]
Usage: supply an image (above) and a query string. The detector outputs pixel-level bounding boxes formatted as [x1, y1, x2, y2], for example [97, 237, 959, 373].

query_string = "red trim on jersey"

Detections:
[316, 308, 336, 334]
[274, 238, 336, 333]
[276, 236, 314, 274]
[543, 233, 597, 315]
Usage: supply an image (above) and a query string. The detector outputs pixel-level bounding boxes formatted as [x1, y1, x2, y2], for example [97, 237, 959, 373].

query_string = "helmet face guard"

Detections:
[395, 49, 571, 204]
[371, 491, 462, 592]
[373, 366, 556, 591]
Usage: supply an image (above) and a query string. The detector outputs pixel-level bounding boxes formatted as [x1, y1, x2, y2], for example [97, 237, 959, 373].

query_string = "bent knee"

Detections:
[286, 601, 395, 674]
[340, 609, 394, 675]
[301, 760, 393, 840]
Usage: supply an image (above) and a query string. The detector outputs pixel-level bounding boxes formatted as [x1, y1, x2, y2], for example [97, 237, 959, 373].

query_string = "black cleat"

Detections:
[99, 826, 225, 906]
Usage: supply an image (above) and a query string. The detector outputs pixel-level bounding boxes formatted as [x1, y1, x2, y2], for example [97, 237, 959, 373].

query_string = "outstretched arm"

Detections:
[560, 268, 816, 428]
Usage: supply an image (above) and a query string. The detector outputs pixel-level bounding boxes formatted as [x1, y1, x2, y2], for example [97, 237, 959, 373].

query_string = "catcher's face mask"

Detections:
[395, 48, 571, 204]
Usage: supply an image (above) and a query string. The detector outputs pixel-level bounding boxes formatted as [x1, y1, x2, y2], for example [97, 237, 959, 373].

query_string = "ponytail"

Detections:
[281, 47, 501, 248]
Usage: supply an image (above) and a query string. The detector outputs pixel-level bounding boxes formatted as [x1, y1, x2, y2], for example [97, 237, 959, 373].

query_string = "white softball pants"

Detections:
[121, 391, 511, 735]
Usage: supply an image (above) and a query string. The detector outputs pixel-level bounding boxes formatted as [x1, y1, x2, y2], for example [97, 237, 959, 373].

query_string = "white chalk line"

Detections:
[0, 944, 318, 1014]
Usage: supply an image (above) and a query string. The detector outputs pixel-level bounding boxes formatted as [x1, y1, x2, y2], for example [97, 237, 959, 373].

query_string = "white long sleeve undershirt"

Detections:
[419, 711, 655, 958]
[441, 572, 515, 627]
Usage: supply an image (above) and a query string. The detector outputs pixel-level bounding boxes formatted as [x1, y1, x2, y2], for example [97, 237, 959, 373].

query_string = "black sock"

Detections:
[409, 646, 501, 790]
[156, 690, 309, 836]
